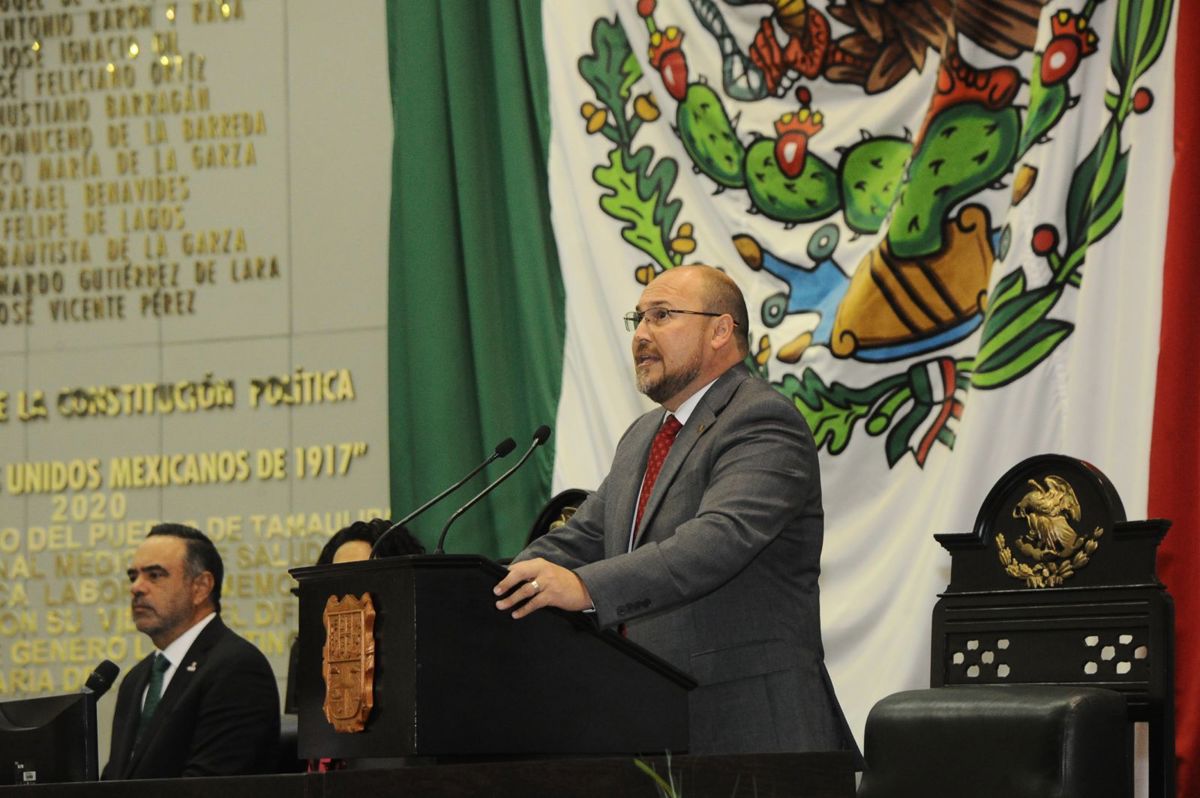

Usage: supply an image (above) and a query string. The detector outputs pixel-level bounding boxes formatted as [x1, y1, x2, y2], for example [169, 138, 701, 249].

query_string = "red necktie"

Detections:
[633, 415, 683, 542]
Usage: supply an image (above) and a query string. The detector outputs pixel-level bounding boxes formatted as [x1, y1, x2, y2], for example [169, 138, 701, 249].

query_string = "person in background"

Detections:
[284, 518, 423, 714]
[317, 517, 425, 566]
[104, 524, 280, 780]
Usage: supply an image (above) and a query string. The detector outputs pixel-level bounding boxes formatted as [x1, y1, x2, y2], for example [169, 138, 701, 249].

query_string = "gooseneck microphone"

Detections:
[434, 425, 552, 554]
[371, 437, 517, 558]
[82, 660, 120, 698]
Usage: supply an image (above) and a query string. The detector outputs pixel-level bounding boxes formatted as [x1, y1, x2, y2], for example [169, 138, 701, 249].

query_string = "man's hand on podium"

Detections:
[494, 558, 593, 619]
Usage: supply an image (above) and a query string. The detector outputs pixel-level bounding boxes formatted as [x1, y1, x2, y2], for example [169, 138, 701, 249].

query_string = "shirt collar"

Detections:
[668, 377, 718, 427]
[160, 611, 216, 665]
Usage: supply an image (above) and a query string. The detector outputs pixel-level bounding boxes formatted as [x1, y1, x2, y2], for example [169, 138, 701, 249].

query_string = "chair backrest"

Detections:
[526, 488, 589, 546]
[930, 454, 1174, 797]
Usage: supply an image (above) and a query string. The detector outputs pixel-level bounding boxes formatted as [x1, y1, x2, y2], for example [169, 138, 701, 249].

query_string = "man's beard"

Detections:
[132, 598, 189, 639]
[636, 346, 702, 404]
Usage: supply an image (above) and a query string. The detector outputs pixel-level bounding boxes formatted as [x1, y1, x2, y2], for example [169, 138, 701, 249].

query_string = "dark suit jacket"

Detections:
[518, 364, 858, 757]
[102, 616, 280, 780]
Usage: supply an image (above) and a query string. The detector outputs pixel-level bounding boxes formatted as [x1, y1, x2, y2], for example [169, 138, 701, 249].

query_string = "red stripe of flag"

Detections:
[1148, 1, 1199, 793]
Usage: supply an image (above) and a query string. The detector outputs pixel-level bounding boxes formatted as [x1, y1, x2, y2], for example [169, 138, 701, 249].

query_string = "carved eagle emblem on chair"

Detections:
[1012, 476, 1083, 559]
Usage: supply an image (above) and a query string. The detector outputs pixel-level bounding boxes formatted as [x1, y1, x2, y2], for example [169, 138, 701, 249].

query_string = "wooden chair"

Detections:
[858, 454, 1174, 797]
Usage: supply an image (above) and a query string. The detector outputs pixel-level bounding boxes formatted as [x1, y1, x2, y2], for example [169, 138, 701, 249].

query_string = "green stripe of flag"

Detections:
[386, 0, 564, 557]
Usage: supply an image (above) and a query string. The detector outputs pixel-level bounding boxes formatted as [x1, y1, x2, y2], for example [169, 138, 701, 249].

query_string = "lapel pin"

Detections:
[186, 661, 197, 672]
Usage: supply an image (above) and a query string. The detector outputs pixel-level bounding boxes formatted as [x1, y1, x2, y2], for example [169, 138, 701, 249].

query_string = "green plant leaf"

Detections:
[977, 285, 1061, 357]
[779, 370, 901, 455]
[1019, 59, 1069, 158]
[937, 426, 957, 448]
[797, 394, 872, 456]
[594, 148, 677, 271]
[579, 17, 640, 143]
[978, 317, 1072, 371]
[866, 387, 910, 435]
[878, 359, 962, 466]
[1060, 144, 1130, 284]
[985, 268, 1027, 315]
[885, 401, 932, 467]
[626, 145, 683, 234]
[633, 759, 677, 798]
[1091, 141, 1129, 218]
[1128, 0, 1175, 85]
[1065, 123, 1119, 254]
[971, 319, 1073, 388]
[1113, 0, 1135, 77]
[619, 51, 642, 101]
[1082, 146, 1129, 249]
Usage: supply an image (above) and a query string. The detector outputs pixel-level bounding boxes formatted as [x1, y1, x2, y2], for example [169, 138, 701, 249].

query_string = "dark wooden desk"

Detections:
[2, 753, 856, 798]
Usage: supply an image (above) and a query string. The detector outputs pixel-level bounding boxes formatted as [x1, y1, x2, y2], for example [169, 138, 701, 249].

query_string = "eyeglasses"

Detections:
[623, 307, 733, 332]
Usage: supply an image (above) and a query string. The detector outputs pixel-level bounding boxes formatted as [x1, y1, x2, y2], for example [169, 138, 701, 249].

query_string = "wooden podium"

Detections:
[289, 555, 695, 759]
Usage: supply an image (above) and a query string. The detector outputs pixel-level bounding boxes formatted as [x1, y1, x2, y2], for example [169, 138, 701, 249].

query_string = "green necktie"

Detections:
[136, 654, 171, 738]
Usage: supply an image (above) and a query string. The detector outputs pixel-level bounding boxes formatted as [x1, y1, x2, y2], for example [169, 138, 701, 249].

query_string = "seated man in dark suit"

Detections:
[103, 523, 279, 780]
[495, 265, 858, 757]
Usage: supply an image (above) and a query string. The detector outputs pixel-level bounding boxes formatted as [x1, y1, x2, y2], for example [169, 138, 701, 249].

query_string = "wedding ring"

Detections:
[529, 579, 541, 593]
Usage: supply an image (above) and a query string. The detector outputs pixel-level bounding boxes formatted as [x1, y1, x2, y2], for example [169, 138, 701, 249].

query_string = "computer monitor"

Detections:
[0, 692, 98, 785]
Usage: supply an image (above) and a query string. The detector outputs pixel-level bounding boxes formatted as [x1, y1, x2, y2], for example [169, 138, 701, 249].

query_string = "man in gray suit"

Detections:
[495, 265, 857, 757]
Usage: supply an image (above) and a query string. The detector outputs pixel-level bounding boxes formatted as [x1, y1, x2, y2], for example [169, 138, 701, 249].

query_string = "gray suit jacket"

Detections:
[518, 364, 858, 756]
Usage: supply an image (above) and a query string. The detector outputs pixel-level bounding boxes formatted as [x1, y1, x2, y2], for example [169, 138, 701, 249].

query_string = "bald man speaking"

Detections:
[495, 265, 858, 757]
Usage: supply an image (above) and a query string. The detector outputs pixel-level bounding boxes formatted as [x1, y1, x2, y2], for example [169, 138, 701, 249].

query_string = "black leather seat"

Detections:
[857, 455, 1174, 797]
[857, 685, 1131, 798]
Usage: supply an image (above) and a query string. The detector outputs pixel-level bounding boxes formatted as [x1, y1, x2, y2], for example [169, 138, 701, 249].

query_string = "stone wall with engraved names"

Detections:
[0, 0, 393, 765]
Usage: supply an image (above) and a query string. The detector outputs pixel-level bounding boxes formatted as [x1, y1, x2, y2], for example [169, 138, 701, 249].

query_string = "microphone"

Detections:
[434, 425, 552, 554]
[371, 436, 517, 558]
[82, 660, 120, 698]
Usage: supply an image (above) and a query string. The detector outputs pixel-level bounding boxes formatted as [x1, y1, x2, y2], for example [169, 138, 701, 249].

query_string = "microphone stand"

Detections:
[434, 426, 551, 554]
[371, 437, 516, 558]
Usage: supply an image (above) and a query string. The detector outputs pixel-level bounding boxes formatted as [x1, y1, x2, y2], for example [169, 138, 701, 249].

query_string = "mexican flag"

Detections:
[386, 0, 1196, 792]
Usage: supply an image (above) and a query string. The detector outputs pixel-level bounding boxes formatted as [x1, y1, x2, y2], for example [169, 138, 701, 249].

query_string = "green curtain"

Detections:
[385, 0, 564, 557]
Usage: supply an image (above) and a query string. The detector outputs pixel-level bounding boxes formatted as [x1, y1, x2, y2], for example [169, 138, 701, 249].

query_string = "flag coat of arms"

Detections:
[387, 1, 1197, 791]
[541, 0, 1176, 742]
